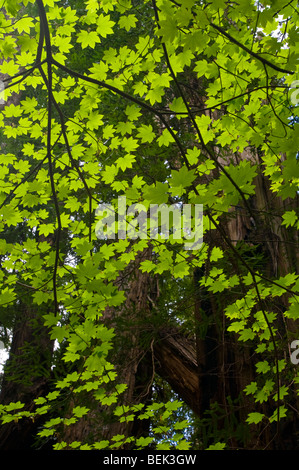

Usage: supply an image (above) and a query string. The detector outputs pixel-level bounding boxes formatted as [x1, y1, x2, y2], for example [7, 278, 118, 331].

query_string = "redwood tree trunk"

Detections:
[60, 248, 157, 447]
[0, 304, 54, 450]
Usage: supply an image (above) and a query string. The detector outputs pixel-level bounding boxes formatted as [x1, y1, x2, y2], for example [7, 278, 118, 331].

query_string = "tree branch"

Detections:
[210, 23, 294, 75]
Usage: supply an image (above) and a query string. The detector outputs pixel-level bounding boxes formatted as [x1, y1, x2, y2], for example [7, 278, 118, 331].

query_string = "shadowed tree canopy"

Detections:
[0, 0, 298, 451]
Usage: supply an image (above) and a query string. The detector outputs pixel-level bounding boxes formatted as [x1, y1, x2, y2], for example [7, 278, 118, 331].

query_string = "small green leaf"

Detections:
[77, 30, 101, 49]
[73, 406, 89, 418]
[169, 97, 188, 115]
[170, 166, 196, 192]
[256, 361, 271, 374]
[137, 124, 155, 143]
[269, 406, 287, 423]
[176, 439, 191, 450]
[246, 412, 265, 425]
[93, 440, 110, 449]
[119, 14, 137, 31]
[281, 210, 298, 228]
[206, 442, 226, 450]
[143, 182, 169, 204]
[238, 328, 255, 342]
[244, 381, 258, 395]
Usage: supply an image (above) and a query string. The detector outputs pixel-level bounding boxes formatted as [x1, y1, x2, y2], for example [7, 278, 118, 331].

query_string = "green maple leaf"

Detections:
[119, 14, 137, 31]
[255, 361, 271, 374]
[1, 205, 23, 226]
[282, 210, 298, 228]
[125, 105, 142, 121]
[269, 406, 287, 423]
[0, 288, 16, 306]
[73, 406, 89, 418]
[77, 30, 101, 49]
[246, 412, 264, 425]
[169, 97, 188, 115]
[186, 147, 201, 165]
[96, 13, 115, 37]
[238, 328, 255, 342]
[6, 0, 20, 15]
[137, 124, 155, 143]
[157, 129, 176, 147]
[194, 59, 208, 77]
[157, 17, 178, 43]
[173, 261, 189, 278]
[39, 223, 55, 237]
[93, 441, 110, 450]
[244, 381, 258, 395]
[146, 87, 165, 105]
[16, 17, 34, 34]
[86, 111, 103, 130]
[133, 81, 148, 96]
[0, 60, 19, 76]
[176, 440, 191, 450]
[121, 136, 138, 153]
[102, 164, 118, 184]
[213, 0, 227, 8]
[195, 114, 214, 144]
[171, 165, 196, 187]
[206, 442, 226, 450]
[228, 320, 246, 333]
[33, 290, 51, 305]
[140, 260, 156, 273]
[143, 182, 169, 204]
[136, 436, 154, 448]
[116, 154, 135, 171]
[89, 61, 108, 81]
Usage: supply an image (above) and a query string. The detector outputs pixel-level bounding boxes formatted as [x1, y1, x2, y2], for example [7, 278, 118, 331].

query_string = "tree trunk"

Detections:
[0, 304, 54, 450]
[60, 247, 157, 447]
[154, 328, 200, 414]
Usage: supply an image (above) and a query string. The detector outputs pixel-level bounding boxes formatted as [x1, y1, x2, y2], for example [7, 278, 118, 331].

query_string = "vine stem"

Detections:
[36, 0, 61, 317]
